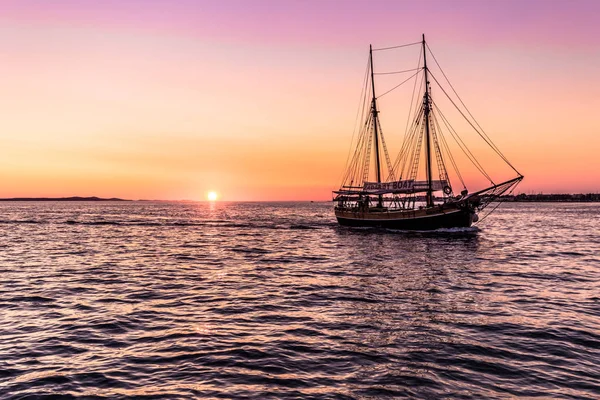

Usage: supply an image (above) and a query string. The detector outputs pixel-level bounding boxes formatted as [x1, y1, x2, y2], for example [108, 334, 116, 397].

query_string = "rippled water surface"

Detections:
[1, 201, 599, 399]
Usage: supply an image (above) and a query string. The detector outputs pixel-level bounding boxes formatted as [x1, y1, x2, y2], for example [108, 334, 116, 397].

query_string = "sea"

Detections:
[0, 201, 598, 399]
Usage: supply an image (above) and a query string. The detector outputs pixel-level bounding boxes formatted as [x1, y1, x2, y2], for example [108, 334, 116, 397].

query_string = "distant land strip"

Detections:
[0, 196, 131, 202]
[503, 193, 600, 202]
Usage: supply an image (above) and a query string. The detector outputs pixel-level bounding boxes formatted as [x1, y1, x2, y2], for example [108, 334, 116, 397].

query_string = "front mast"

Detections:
[369, 44, 383, 207]
[422, 34, 434, 208]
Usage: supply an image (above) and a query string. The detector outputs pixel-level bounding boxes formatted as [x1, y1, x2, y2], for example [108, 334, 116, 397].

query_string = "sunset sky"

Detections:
[1, 0, 599, 200]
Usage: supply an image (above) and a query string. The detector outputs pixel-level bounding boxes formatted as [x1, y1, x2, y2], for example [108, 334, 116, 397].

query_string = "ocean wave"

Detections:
[1, 202, 599, 399]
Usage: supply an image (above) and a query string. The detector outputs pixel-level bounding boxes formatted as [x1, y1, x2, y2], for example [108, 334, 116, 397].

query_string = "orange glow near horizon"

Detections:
[0, 1, 599, 200]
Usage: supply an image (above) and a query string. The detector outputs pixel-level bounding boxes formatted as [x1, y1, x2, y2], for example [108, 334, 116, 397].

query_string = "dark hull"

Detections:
[336, 209, 474, 230]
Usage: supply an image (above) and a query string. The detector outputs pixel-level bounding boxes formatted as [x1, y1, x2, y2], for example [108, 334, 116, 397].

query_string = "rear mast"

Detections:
[369, 44, 383, 207]
[422, 34, 434, 208]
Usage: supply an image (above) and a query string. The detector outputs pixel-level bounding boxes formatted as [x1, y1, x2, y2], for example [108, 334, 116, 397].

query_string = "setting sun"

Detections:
[207, 191, 218, 201]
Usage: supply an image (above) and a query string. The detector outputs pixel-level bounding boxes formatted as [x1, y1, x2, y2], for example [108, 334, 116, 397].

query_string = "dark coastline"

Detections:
[502, 193, 600, 202]
[0, 196, 131, 202]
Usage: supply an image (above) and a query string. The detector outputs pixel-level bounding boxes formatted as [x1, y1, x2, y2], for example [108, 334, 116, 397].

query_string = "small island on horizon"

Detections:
[0, 196, 131, 202]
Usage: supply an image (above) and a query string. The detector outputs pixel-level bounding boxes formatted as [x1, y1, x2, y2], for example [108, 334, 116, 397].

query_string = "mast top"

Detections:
[369, 42, 382, 184]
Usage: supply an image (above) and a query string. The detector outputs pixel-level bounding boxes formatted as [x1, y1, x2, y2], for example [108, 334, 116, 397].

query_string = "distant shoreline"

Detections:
[0, 196, 131, 202]
[502, 193, 600, 202]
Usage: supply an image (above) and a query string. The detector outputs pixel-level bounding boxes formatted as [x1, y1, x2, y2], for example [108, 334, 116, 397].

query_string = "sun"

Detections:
[207, 191, 218, 201]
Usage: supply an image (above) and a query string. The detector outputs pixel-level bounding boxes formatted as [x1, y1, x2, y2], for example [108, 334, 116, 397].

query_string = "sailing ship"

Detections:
[334, 35, 523, 230]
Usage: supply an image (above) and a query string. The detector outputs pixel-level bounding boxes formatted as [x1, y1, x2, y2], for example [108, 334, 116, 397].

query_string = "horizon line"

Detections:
[2, 193, 600, 203]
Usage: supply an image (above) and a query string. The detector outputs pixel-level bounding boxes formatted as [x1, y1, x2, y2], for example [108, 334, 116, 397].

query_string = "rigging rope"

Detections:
[372, 41, 421, 51]
[429, 112, 451, 192]
[429, 72, 516, 179]
[475, 180, 521, 224]
[432, 111, 466, 189]
[393, 50, 423, 176]
[394, 107, 423, 178]
[362, 115, 374, 182]
[425, 50, 522, 175]
[433, 101, 494, 183]
[345, 115, 372, 186]
[339, 58, 371, 185]
[374, 67, 421, 75]
[408, 114, 425, 181]
[376, 119, 396, 181]
[404, 49, 424, 140]
[377, 70, 421, 98]
[426, 43, 520, 175]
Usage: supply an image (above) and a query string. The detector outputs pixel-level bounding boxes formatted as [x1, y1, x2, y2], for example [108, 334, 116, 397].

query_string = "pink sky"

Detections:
[0, 0, 599, 200]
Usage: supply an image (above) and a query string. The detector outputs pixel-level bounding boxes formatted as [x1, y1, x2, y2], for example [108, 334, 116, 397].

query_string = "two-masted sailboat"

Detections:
[334, 35, 523, 230]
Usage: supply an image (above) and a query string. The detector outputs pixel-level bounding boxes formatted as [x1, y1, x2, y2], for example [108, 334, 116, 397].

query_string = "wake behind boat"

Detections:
[334, 34, 523, 230]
